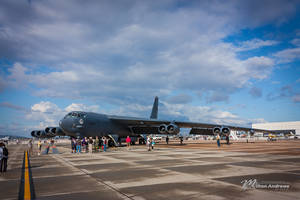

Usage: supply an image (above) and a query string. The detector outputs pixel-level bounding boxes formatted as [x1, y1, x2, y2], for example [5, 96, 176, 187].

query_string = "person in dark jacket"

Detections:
[0, 143, 8, 173]
[226, 134, 230, 145]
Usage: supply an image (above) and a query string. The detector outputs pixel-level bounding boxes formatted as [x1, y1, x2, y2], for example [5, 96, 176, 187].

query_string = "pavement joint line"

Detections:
[51, 154, 135, 200]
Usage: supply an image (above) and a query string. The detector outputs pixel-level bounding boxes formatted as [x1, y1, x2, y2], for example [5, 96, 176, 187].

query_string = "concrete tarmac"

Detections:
[0, 140, 300, 200]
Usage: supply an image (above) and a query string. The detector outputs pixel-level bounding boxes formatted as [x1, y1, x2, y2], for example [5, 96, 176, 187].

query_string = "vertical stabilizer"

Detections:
[150, 96, 158, 119]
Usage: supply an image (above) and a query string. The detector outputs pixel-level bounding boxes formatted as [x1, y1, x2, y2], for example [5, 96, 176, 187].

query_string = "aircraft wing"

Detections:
[108, 115, 274, 134]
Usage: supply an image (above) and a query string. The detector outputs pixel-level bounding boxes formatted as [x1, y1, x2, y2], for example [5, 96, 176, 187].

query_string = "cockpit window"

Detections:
[65, 112, 86, 118]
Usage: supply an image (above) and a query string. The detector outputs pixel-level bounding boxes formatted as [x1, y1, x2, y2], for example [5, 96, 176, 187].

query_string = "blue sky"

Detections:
[0, 0, 299, 136]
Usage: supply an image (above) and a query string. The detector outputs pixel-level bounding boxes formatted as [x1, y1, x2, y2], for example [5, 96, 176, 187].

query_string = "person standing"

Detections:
[28, 139, 33, 156]
[151, 139, 155, 150]
[37, 140, 42, 156]
[1, 143, 8, 172]
[166, 136, 169, 145]
[226, 134, 230, 145]
[71, 138, 76, 153]
[85, 137, 88, 153]
[0, 143, 3, 173]
[95, 136, 99, 152]
[126, 136, 131, 150]
[76, 138, 81, 153]
[45, 140, 50, 154]
[147, 137, 151, 151]
[82, 137, 86, 153]
[216, 134, 221, 147]
[99, 137, 103, 151]
[102, 137, 107, 152]
[88, 137, 93, 153]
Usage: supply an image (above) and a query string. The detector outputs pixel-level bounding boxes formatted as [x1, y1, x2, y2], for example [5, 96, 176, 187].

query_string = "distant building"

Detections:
[252, 121, 300, 136]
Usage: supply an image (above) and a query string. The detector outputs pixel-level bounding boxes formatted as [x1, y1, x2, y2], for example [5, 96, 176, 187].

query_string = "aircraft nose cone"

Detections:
[60, 118, 73, 133]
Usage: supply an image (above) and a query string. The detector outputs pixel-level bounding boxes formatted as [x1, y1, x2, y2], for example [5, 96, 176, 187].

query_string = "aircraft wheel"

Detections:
[108, 139, 115, 147]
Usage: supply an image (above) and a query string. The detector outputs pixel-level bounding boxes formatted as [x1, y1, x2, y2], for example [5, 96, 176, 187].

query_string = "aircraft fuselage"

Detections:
[59, 112, 132, 138]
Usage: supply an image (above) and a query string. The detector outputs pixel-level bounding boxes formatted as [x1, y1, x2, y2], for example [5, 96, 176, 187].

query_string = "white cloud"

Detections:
[31, 101, 60, 113]
[1, 1, 294, 104]
[291, 38, 300, 46]
[236, 38, 279, 51]
[161, 102, 263, 127]
[26, 101, 100, 129]
[65, 103, 99, 113]
[274, 48, 300, 63]
[27, 101, 63, 126]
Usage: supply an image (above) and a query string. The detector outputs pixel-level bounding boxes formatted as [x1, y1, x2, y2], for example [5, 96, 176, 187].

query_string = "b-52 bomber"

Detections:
[31, 97, 273, 145]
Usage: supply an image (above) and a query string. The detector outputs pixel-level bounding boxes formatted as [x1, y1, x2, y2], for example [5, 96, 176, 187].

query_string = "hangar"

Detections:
[252, 121, 300, 136]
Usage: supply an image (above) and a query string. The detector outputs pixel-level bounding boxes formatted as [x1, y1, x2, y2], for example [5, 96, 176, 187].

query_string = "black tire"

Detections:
[108, 139, 115, 147]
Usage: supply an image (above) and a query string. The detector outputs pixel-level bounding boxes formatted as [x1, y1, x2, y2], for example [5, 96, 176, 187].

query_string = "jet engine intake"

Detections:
[167, 124, 180, 134]
[221, 127, 230, 135]
[31, 131, 37, 137]
[50, 127, 65, 136]
[158, 124, 167, 134]
[45, 127, 56, 137]
[213, 127, 221, 135]
[44, 127, 65, 137]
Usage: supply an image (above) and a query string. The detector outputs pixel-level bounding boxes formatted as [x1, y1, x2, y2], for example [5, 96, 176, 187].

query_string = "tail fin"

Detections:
[150, 96, 158, 119]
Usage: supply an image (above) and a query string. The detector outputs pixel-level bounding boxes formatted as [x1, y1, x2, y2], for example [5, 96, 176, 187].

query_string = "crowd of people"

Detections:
[69, 135, 159, 153]
[71, 136, 109, 153]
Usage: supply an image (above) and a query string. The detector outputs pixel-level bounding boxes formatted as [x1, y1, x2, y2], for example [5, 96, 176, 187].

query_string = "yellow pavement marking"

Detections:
[24, 151, 31, 200]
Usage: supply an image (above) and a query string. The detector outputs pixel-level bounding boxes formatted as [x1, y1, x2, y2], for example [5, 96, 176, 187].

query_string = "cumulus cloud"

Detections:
[236, 38, 279, 51]
[27, 101, 63, 126]
[274, 48, 300, 63]
[160, 102, 263, 127]
[65, 103, 99, 113]
[26, 101, 100, 129]
[1, 0, 296, 103]
[31, 101, 60, 113]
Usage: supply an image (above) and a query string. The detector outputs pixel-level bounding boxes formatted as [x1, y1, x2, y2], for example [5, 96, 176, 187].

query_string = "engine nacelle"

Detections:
[213, 127, 221, 135]
[213, 127, 230, 136]
[158, 124, 167, 134]
[167, 124, 180, 134]
[31, 131, 37, 137]
[221, 127, 230, 135]
[32, 129, 58, 138]
[36, 130, 42, 137]
[50, 127, 65, 136]
[45, 127, 56, 137]
[250, 129, 255, 136]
